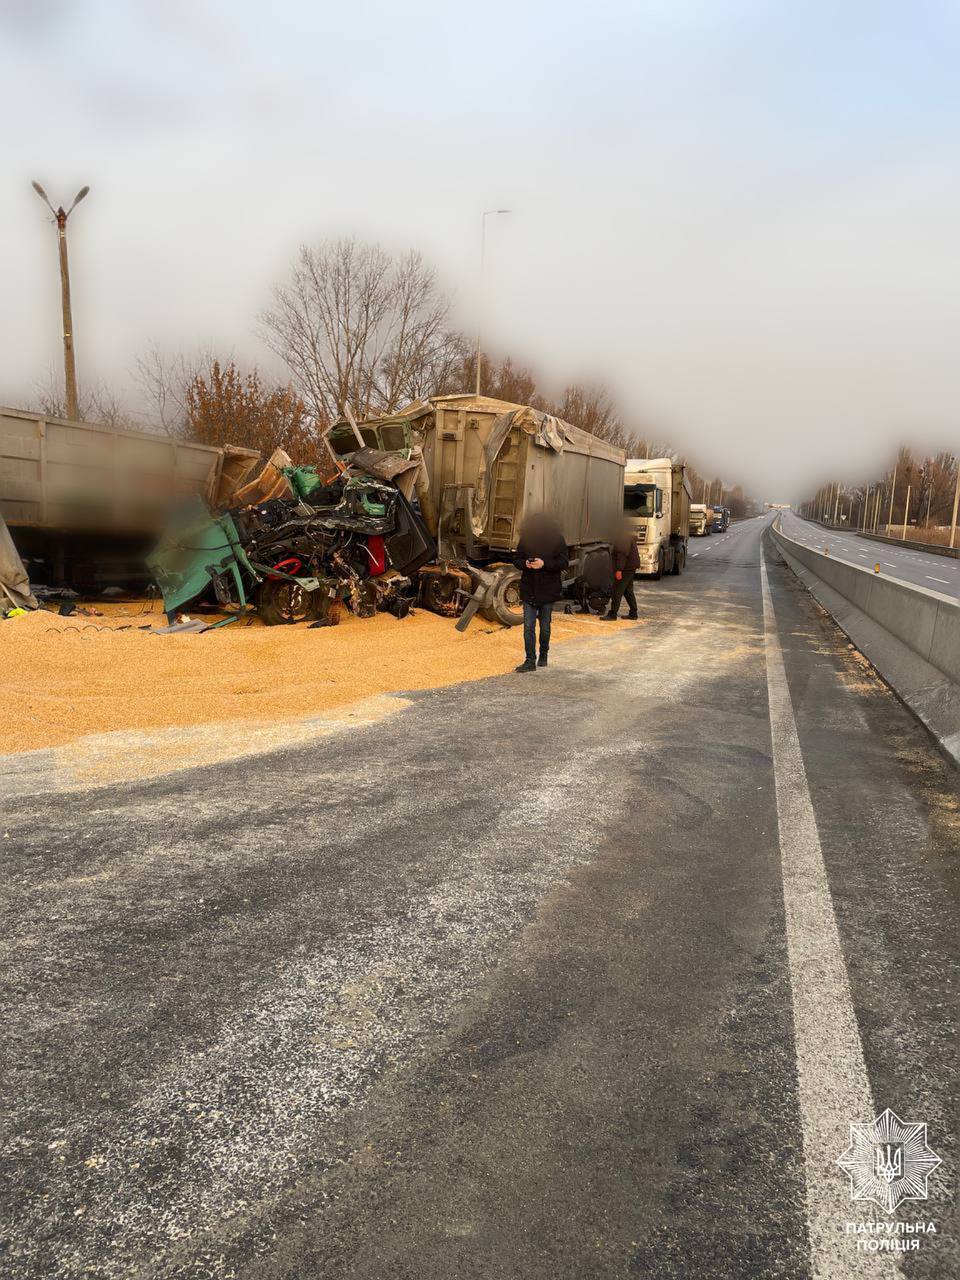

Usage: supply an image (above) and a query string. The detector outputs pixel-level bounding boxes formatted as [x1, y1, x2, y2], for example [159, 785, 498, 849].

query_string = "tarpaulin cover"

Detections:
[471, 407, 569, 538]
[0, 513, 37, 610]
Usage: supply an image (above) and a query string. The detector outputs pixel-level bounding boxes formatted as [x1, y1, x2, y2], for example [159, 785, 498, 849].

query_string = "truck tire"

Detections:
[482, 566, 524, 626]
[652, 549, 665, 580]
[257, 579, 326, 626]
[671, 546, 684, 575]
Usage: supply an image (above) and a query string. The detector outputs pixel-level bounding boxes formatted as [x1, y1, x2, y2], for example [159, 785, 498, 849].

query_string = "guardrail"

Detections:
[772, 522, 960, 688]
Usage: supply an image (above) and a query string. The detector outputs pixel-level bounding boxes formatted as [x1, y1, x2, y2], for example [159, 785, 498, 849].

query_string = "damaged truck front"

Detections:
[327, 395, 627, 627]
[148, 449, 435, 625]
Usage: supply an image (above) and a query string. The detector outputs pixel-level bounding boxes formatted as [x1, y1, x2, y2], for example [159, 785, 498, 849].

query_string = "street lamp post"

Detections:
[886, 465, 897, 535]
[475, 209, 510, 399]
[32, 180, 89, 420]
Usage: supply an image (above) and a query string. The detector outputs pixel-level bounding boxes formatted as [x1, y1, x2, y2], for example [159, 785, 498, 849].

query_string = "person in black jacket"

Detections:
[604, 525, 641, 620]
[511, 512, 570, 671]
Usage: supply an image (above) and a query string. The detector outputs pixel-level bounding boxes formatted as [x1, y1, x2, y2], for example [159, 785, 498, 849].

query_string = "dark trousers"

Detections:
[608, 570, 638, 617]
[522, 601, 553, 662]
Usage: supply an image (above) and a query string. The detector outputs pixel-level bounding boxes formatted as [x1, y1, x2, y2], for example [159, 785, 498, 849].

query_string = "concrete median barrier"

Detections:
[771, 521, 960, 765]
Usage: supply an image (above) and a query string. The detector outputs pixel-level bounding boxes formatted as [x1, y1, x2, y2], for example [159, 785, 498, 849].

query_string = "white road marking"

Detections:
[760, 554, 896, 1279]
[883, 563, 896, 568]
[926, 576, 949, 585]
[690, 552, 699, 557]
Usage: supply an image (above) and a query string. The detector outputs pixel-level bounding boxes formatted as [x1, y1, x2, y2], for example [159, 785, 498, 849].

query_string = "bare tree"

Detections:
[261, 238, 459, 422]
[133, 343, 219, 436]
[35, 367, 134, 428]
[551, 383, 625, 444]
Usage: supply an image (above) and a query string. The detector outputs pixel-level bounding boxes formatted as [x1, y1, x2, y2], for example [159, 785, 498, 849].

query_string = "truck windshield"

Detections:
[624, 484, 657, 517]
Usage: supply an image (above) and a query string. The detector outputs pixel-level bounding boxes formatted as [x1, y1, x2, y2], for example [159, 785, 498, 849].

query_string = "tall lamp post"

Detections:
[32, 180, 89, 420]
[475, 208, 510, 399]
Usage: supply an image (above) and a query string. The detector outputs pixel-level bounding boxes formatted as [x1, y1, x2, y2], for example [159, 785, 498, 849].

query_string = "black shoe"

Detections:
[601, 613, 618, 621]
[515, 660, 537, 672]
[537, 653, 548, 667]
[627, 613, 638, 620]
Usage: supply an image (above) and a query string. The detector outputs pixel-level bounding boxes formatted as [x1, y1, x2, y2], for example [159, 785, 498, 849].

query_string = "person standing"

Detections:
[604, 526, 640, 620]
[512, 512, 569, 672]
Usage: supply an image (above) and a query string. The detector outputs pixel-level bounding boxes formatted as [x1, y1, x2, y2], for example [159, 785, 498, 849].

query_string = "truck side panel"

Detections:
[0, 407, 258, 532]
[422, 398, 624, 556]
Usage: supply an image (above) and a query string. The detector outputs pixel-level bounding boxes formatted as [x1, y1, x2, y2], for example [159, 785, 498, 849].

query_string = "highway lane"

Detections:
[2, 515, 958, 1280]
[780, 510, 960, 600]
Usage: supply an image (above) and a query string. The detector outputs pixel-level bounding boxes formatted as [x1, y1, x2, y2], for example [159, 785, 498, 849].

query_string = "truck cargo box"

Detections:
[331, 394, 626, 559]
[0, 406, 259, 533]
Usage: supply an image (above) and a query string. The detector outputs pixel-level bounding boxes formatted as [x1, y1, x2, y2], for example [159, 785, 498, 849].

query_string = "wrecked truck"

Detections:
[327, 395, 627, 627]
[147, 449, 435, 625]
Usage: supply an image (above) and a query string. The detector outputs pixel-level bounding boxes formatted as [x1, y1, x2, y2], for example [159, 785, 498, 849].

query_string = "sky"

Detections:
[2, 0, 959, 498]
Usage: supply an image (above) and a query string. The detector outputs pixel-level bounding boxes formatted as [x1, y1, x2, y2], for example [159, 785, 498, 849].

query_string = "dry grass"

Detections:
[878, 525, 957, 548]
[1, 601, 598, 754]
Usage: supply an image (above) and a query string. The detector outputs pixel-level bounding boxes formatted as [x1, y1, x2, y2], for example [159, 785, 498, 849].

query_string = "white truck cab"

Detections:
[624, 458, 691, 578]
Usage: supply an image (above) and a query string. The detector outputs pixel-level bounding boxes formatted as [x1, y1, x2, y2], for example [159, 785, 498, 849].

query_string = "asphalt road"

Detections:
[3, 516, 958, 1279]
[781, 511, 960, 600]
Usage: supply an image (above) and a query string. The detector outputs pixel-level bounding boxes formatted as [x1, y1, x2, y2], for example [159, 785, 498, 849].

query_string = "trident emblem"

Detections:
[838, 1110, 941, 1213]
[875, 1143, 902, 1184]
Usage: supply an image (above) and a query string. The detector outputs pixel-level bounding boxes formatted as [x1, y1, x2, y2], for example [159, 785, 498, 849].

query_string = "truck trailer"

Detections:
[0, 406, 259, 590]
[328, 395, 626, 625]
[623, 458, 691, 577]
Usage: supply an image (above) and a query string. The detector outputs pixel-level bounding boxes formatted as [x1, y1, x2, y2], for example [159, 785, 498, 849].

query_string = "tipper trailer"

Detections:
[328, 394, 626, 625]
[0, 406, 259, 590]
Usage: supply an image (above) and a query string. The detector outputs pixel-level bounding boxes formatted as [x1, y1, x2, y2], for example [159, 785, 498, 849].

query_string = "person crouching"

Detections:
[512, 512, 570, 672]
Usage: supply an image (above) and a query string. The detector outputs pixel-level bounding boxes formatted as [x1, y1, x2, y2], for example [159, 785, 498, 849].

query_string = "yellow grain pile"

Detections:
[1, 603, 598, 753]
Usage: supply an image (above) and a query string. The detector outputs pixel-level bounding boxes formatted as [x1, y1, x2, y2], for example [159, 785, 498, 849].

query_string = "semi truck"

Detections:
[0, 405, 259, 589]
[689, 503, 711, 536]
[623, 458, 691, 577]
[327, 394, 627, 625]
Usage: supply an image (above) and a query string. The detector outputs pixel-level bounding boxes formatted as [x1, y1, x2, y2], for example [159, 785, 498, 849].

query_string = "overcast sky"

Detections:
[2, 0, 959, 496]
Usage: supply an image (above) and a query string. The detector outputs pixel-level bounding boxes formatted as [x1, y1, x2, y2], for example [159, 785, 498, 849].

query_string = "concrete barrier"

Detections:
[771, 521, 960, 764]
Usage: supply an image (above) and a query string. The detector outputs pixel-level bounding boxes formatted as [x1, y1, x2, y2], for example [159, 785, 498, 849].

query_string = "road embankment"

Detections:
[771, 520, 960, 765]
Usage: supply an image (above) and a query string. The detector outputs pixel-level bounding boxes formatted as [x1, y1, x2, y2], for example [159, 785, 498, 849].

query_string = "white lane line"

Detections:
[883, 563, 896, 568]
[691, 552, 699, 557]
[926, 575, 949, 585]
[760, 555, 896, 1280]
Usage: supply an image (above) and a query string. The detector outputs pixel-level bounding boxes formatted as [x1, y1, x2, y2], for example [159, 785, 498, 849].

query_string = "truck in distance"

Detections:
[623, 457, 691, 577]
[689, 503, 711, 536]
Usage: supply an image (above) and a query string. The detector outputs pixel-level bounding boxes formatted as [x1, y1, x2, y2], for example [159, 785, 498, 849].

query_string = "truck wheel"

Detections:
[421, 572, 462, 616]
[483, 566, 524, 626]
[671, 546, 684, 575]
[257, 579, 324, 626]
[652, 549, 665, 581]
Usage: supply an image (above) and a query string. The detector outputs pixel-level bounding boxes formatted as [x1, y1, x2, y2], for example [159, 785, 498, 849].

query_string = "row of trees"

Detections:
[33, 235, 754, 504]
[804, 448, 960, 541]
